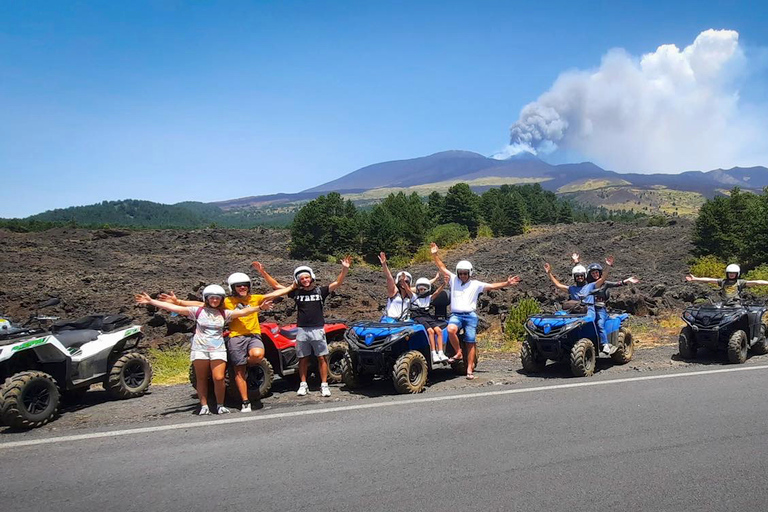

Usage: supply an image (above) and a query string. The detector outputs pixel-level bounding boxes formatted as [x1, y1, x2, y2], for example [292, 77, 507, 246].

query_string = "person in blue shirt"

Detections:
[543, 256, 615, 353]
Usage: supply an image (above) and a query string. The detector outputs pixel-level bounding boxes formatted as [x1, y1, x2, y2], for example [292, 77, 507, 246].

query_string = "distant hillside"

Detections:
[24, 199, 293, 229]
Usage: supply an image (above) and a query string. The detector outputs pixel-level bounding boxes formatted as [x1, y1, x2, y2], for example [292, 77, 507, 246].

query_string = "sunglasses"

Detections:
[235, 284, 250, 288]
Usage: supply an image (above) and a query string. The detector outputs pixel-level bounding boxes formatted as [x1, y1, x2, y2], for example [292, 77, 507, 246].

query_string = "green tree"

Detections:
[290, 192, 360, 259]
[442, 183, 481, 237]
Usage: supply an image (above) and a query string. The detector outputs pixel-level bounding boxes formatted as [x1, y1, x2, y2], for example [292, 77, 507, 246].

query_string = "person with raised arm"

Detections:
[544, 256, 615, 354]
[686, 264, 768, 304]
[431, 242, 521, 380]
[571, 252, 640, 356]
[289, 256, 352, 397]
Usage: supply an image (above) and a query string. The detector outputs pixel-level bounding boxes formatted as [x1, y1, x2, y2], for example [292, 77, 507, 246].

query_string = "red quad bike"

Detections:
[189, 320, 348, 401]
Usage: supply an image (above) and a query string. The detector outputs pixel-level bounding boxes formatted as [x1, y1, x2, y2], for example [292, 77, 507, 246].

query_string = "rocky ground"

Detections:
[0, 218, 725, 348]
[3, 219, 760, 435]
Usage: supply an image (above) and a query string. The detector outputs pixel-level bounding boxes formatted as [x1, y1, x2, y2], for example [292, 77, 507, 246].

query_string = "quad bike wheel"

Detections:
[727, 329, 748, 364]
[226, 359, 275, 401]
[107, 351, 153, 399]
[340, 351, 373, 389]
[570, 338, 596, 377]
[610, 328, 635, 364]
[326, 341, 348, 384]
[678, 326, 697, 360]
[0, 371, 60, 429]
[520, 336, 547, 373]
[392, 350, 429, 394]
[750, 323, 768, 355]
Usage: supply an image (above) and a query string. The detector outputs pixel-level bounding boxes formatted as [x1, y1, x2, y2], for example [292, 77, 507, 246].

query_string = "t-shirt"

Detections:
[385, 293, 415, 320]
[187, 307, 233, 352]
[288, 285, 330, 327]
[717, 279, 746, 302]
[449, 273, 489, 313]
[411, 295, 433, 317]
[224, 294, 265, 336]
[568, 282, 596, 304]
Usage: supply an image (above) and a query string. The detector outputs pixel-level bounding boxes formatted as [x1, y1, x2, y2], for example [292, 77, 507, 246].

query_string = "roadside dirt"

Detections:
[2, 219, 764, 436]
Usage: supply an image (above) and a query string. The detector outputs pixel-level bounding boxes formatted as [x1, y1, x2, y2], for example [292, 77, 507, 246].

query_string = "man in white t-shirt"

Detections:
[431, 243, 521, 379]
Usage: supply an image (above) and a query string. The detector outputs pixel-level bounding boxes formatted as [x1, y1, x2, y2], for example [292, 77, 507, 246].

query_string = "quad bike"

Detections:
[0, 299, 152, 429]
[188, 320, 348, 400]
[522, 304, 633, 377]
[341, 317, 474, 394]
[679, 302, 768, 364]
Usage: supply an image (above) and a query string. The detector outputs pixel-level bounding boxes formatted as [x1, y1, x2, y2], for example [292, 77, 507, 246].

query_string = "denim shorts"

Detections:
[448, 312, 479, 343]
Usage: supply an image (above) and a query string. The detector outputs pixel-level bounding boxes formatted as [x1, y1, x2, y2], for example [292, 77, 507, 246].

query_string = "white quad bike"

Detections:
[0, 299, 153, 429]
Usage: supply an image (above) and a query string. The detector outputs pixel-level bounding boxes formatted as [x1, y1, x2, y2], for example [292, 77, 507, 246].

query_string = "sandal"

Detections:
[447, 355, 463, 364]
[466, 373, 476, 380]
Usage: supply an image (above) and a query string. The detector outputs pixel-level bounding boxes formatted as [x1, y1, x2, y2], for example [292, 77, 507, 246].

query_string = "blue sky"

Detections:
[2, 0, 767, 217]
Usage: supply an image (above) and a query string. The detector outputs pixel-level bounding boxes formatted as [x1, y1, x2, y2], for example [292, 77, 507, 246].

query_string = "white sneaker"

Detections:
[438, 351, 449, 362]
[198, 405, 211, 416]
[217, 405, 231, 414]
[431, 351, 440, 364]
[297, 382, 309, 396]
[241, 401, 252, 413]
[602, 343, 617, 355]
[321, 383, 331, 397]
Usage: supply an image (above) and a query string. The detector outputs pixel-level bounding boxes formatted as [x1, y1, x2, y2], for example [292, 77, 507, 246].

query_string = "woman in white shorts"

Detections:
[136, 284, 261, 415]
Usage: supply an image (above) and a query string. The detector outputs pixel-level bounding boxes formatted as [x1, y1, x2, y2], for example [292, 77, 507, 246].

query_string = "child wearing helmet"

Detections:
[571, 253, 640, 355]
[410, 276, 448, 364]
[135, 285, 264, 415]
[288, 257, 352, 397]
[686, 263, 768, 304]
[543, 256, 614, 354]
[431, 243, 522, 380]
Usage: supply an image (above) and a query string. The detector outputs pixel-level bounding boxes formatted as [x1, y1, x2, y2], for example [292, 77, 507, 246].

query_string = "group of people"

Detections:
[136, 239, 766, 416]
[136, 257, 351, 415]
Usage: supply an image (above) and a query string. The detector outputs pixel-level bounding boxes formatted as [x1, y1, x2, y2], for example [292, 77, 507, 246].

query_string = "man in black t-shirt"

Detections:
[287, 257, 351, 397]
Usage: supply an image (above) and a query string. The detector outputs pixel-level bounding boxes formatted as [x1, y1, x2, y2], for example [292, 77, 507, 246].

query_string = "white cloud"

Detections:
[500, 29, 767, 172]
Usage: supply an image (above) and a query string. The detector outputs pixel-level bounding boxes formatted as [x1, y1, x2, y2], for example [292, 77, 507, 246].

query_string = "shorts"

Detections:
[190, 350, 228, 362]
[296, 327, 328, 358]
[412, 315, 443, 330]
[448, 312, 479, 343]
[226, 334, 264, 366]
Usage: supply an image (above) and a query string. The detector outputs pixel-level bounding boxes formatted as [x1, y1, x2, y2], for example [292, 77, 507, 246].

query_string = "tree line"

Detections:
[693, 187, 768, 270]
[290, 182, 645, 261]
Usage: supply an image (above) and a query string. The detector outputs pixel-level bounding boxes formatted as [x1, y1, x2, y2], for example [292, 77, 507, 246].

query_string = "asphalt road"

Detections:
[2, 365, 768, 512]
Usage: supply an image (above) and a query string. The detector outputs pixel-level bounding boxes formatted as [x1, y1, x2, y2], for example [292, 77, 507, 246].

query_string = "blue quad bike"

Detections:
[521, 306, 634, 377]
[678, 302, 768, 364]
[341, 318, 476, 394]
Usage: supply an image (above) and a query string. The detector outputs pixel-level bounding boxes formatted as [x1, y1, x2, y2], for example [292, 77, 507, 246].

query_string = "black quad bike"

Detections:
[679, 302, 768, 364]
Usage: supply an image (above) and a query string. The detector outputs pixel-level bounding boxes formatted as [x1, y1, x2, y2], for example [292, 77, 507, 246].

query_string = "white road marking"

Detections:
[3, 364, 768, 450]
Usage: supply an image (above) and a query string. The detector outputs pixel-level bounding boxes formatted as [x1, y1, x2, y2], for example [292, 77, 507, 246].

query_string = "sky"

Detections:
[1, 0, 767, 217]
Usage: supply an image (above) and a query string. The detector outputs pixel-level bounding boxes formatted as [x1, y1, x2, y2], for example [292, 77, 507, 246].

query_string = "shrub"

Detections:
[148, 346, 191, 386]
[689, 255, 726, 279]
[429, 223, 470, 248]
[647, 215, 668, 227]
[477, 223, 493, 238]
[744, 264, 768, 297]
[504, 298, 541, 345]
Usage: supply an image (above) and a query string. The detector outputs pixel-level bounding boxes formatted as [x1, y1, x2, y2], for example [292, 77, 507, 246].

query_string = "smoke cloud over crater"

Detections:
[499, 30, 767, 172]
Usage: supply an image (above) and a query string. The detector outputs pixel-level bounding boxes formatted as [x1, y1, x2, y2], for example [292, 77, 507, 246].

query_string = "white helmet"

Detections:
[227, 272, 251, 294]
[395, 271, 413, 285]
[293, 266, 316, 283]
[456, 260, 473, 276]
[726, 263, 741, 277]
[415, 277, 431, 292]
[202, 284, 226, 303]
[572, 265, 587, 280]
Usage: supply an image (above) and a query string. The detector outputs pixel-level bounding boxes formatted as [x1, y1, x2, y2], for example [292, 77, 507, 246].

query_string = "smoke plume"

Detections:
[500, 29, 767, 172]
